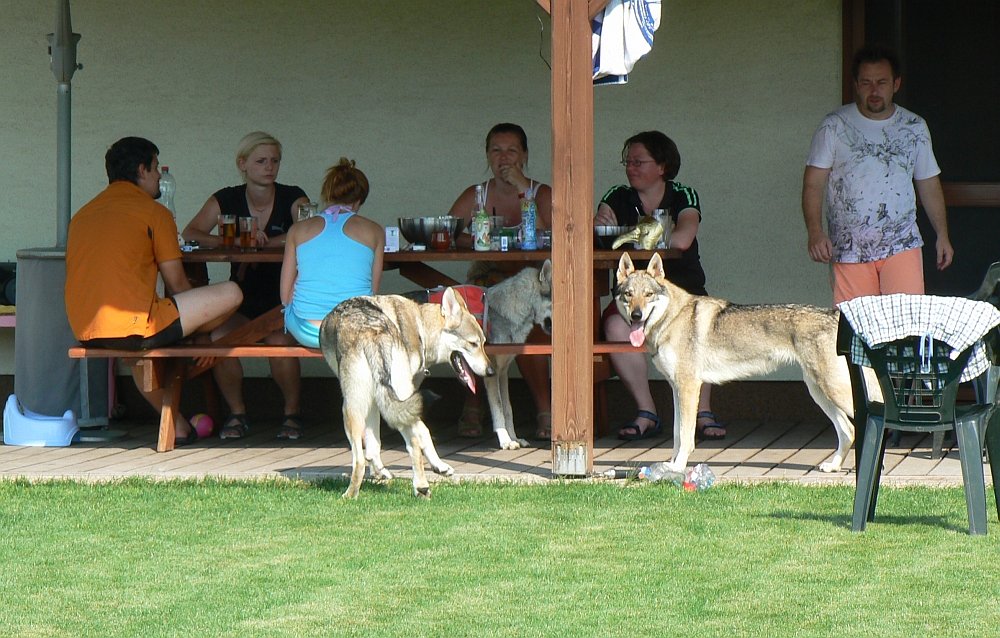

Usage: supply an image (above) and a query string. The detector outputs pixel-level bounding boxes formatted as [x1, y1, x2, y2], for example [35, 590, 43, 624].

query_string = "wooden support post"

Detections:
[549, 0, 600, 475]
[156, 359, 186, 452]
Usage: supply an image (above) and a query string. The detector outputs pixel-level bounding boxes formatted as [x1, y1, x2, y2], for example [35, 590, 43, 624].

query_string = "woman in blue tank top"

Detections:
[281, 158, 383, 358]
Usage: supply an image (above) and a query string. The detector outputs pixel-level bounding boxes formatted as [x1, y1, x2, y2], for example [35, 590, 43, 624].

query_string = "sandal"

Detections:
[534, 411, 552, 440]
[618, 410, 662, 441]
[277, 414, 304, 440]
[696, 411, 726, 440]
[456, 405, 483, 438]
[219, 413, 250, 440]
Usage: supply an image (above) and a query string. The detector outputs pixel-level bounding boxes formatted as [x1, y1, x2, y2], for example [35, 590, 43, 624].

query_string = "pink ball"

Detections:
[190, 413, 214, 438]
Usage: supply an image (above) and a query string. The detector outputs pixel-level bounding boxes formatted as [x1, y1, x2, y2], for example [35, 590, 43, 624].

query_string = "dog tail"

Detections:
[368, 339, 439, 428]
[373, 384, 435, 429]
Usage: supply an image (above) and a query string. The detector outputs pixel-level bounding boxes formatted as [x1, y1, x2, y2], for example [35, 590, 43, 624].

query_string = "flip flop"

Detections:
[696, 411, 726, 440]
[277, 414, 304, 440]
[219, 413, 250, 440]
[618, 410, 662, 441]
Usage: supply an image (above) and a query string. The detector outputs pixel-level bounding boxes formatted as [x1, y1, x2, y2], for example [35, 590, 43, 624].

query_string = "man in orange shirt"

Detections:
[66, 137, 242, 445]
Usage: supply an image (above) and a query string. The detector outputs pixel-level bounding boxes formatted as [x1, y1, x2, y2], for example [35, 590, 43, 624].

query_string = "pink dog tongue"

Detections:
[629, 322, 645, 347]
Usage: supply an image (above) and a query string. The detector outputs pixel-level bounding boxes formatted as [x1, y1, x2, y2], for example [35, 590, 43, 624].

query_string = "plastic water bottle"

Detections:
[520, 187, 537, 250]
[638, 462, 685, 485]
[682, 463, 716, 491]
[158, 166, 183, 246]
[473, 184, 490, 252]
[159, 166, 177, 215]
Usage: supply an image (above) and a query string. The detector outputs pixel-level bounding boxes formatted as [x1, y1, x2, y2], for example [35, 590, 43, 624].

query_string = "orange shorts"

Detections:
[831, 247, 925, 306]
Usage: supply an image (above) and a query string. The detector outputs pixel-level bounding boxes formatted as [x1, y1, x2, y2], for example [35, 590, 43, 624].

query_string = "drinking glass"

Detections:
[297, 202, 319, 222]
[219, 214, 237, 247]
[239, 216, 258, 251]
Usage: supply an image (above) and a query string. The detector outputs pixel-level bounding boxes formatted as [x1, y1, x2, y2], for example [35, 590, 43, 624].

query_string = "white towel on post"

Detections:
[592, 0, 662, 84]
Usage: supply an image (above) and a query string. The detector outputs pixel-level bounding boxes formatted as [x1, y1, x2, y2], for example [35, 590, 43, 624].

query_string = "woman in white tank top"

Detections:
[444, 124, 554, 441]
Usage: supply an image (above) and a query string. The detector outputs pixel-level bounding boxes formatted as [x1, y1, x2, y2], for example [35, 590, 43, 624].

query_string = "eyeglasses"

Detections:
[621, 159, 656, 168]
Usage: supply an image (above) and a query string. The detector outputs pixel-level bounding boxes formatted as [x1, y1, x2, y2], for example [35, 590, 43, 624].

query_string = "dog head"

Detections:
[536, 259, 553, 334]
[438, 287, 496, 391]
[615, 253, 671, 347]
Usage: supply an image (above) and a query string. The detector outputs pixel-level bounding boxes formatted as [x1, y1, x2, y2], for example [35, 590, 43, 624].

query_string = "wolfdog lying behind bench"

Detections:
[319, 288, 495, 498]
[615, 252, 856, 473]
[482, 260, 553, 449]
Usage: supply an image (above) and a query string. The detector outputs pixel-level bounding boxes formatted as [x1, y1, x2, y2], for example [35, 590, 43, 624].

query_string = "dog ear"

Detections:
[617, 253, 635, 286]
[440, 287, 468, 326]
[539, 259, 553, 292]
[647, 253, 666, 281]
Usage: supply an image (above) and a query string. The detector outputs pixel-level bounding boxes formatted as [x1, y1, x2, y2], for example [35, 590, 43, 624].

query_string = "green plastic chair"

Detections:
[838, 318, 994, 535]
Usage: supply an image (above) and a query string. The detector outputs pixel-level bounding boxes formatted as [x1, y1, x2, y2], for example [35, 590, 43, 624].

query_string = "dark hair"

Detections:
[321, 158, 370, 206]
[105, 136, 159, 185]
[485, 123, 528, 153]
[852, 43, 901, 80]
[622, 131, 680, 181]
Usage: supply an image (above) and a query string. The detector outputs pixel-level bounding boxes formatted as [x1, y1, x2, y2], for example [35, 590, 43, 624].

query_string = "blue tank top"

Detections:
[288, 212, 375, 321]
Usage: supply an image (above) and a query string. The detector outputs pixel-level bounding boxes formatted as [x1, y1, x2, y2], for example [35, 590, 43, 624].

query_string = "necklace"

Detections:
[245, 192, 273, 216]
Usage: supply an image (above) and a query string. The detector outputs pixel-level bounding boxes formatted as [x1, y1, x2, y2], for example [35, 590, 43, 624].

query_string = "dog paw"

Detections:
[516, 437, 529, 448]
[666, 460, 686, 473]
[500, 439, 522, 450]
[432, 463, 455, 477]
[818, 460, 842, 473]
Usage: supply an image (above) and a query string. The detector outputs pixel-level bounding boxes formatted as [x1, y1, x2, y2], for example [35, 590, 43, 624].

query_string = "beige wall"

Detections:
[0, 0, 841, 377]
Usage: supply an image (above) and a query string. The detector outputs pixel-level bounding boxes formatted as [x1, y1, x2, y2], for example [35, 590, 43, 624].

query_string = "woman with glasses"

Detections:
[594, 130, 724, 441]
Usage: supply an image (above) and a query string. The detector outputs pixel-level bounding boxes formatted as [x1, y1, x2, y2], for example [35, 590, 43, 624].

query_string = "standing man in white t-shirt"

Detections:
[802, 44, 953, 305]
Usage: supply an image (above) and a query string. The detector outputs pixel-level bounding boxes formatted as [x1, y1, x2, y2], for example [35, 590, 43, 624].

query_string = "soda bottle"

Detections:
[473, 184, 490, 252]
[158, 166, 183, 246]
[638, 462, 685, 485]
[520, 187, 537, 250]
[682, 463, 716, 491]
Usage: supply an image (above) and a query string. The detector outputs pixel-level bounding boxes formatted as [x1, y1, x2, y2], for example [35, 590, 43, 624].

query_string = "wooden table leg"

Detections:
[156, 359, 187, 452]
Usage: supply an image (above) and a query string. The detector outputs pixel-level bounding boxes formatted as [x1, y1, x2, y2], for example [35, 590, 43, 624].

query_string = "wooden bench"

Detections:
[68, 306, 643, 451]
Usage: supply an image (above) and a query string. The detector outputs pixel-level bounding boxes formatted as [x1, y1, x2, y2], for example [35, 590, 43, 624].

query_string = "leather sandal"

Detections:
[618, 410, 662, 441]
[277, 414, 304, 440]
[696, 411, 726, 440]
[219, 413, 250, 440]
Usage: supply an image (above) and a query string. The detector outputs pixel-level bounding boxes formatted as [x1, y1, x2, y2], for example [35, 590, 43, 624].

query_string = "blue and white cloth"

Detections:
[839, 294, 1000, 382]
[592, 0, 661, 85]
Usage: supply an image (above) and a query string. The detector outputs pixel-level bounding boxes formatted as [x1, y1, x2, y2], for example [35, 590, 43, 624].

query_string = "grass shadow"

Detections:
[767, 509, 969, 533]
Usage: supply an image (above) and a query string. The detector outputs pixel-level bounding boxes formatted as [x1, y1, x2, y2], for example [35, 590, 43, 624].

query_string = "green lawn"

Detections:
[1, 478, 998, 637]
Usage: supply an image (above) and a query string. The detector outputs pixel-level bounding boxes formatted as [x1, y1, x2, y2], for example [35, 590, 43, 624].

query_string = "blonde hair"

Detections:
[321, 158, 369, 206]
[235, 131, 282, 179]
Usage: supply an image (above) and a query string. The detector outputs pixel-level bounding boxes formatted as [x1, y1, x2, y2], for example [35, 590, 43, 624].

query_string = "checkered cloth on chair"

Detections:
[838, 294, 1000, 382]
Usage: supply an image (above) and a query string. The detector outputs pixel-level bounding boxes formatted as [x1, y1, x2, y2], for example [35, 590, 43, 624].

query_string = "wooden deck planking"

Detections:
[0, 417, 991, 486]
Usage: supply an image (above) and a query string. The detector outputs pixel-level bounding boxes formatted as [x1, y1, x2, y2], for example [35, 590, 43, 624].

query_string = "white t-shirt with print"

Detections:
[807, 103, 941, 264]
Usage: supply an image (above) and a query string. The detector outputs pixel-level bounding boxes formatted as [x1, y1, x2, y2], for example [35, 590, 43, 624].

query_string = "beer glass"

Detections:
[219, 214, 237, 247]
[239, 216, 258, 250]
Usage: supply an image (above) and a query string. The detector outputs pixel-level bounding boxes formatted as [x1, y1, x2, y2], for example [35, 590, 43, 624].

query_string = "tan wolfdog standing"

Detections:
[320, 288, 495, 498]
[615, 253, 855, 473]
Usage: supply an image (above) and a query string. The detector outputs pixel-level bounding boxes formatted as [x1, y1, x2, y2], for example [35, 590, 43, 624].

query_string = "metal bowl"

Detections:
[594, 225, 633, 249]
[398, 216, 441, 246]
[399, 216, 469, 246]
